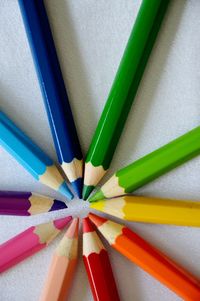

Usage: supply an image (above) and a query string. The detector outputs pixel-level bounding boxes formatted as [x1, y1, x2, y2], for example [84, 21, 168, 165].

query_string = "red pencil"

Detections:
[82, 217, 120, 301]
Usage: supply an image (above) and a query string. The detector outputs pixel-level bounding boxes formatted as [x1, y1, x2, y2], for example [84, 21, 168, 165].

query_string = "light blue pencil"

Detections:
[0, 112, 73, 200]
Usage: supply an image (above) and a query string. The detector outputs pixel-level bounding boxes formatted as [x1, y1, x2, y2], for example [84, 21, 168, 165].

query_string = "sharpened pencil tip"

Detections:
[88, 189, 105, 202]
[50, 199, 67, 212]
[58, 182, 74, 200]
[71, 178, 83, 199]
[82, 185, 94, 200]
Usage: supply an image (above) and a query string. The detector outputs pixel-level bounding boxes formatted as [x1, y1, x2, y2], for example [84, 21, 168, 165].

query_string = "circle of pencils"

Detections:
[1, 0, 200, 300]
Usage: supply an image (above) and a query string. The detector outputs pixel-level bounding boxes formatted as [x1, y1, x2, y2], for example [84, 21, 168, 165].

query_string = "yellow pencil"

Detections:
[90, 195, 200, 227]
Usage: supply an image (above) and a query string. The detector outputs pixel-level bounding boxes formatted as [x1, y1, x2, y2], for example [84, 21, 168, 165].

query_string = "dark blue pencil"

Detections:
[18, 0, 83, 198]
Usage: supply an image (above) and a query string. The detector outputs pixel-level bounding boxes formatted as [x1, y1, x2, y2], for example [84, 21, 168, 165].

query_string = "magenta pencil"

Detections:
[0, 216, 72, 273]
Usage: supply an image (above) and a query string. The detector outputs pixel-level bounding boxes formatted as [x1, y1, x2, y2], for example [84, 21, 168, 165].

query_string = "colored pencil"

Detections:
[89, 213, 200, 301]
[82, 217, 120, 301]
[83, 0, 170, 200]
[89, 126, 200, 202]
[0, 216, 72, 273]
[18, 0, 83, 198]
[0, 111, 73, 200]
[0, 191, 67, 216]
[90, 195, 200, 227]
[40, 218, 79, 301]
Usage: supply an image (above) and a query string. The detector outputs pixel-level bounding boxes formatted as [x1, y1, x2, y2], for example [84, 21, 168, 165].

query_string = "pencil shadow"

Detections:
[104, 0, 188, 180]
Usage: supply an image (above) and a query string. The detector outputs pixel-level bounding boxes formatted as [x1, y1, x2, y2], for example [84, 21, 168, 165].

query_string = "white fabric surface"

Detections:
[0, 0, 200, 300]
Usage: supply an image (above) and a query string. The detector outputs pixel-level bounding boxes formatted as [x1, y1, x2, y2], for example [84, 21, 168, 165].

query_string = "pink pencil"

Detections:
[0, 216, 72, 273]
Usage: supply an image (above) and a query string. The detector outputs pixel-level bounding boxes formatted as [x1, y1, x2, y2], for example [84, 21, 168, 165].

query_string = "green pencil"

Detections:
[89, 126, 200, 202]
[83, 0, 170, 200]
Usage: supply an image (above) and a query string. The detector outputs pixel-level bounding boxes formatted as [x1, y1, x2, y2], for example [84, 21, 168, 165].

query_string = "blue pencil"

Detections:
[0, 112, 73, 200]
[18, 0, 83, 198]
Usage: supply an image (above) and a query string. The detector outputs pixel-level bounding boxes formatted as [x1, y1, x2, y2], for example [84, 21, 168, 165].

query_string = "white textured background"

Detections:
[1, 1, 200, 300]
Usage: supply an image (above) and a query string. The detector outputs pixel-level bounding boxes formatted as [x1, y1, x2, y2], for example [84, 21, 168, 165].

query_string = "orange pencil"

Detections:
[89, 213, 200, 301]
[40, 218, 79, 301]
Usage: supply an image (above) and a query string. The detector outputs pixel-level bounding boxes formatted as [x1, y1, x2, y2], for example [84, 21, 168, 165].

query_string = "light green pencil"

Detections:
[89, 126, 200, 202]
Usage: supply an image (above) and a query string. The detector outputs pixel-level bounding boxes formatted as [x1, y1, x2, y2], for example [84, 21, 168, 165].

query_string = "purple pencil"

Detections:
[0, 191, 67, 216]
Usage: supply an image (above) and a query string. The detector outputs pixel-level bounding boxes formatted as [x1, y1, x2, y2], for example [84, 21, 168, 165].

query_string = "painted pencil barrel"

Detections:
[83, 0, 170, 200]
[40, 218, 79, 301]
[0, 112, 73, 199]
[0, 191, 67, 216]
[89, 213, 200, 301]
[90, 195, 200, 227]
[18, 0, 83, 198]
[83, 218, 120, 301]
[89, 126, 200, 202]
[0, 216, 72, 273]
